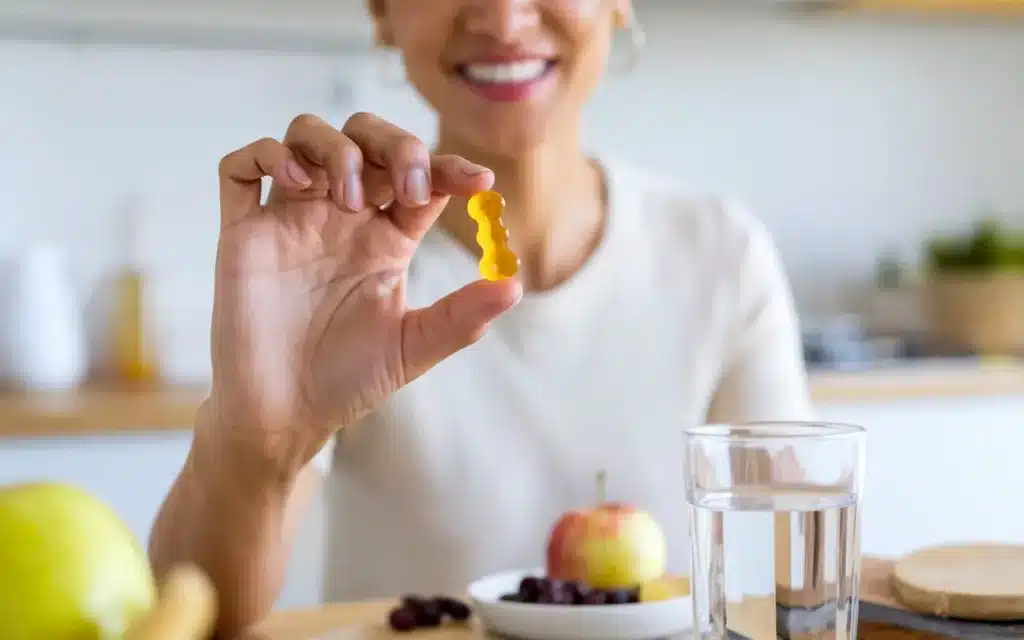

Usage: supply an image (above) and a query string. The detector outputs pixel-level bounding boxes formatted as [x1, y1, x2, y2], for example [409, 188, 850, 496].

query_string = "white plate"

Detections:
[468, 568, 693, 640]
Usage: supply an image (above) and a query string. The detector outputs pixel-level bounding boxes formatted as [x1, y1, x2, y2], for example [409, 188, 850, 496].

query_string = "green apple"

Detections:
[0, 482, 156, 639]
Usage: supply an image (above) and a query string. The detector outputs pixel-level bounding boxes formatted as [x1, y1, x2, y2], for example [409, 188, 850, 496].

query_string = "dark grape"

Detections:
[565, 581, 587, 605]
[540, 577, 565, 602]
[604, 590, 633, 605]
[388, 607, 418, 632]
[500, 592, 523, 602]
[582, 590, 608, 606]
[626, 588, 641, 604]
[554, 579, 582, 605]
[434, 596, 472, 621]
[518, 576, 544, 603]
[400, 595, 426, 612]
[416, 600, 443, 627]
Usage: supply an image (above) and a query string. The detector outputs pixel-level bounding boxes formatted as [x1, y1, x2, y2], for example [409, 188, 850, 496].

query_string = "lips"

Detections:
[459, 59, 554, 84]
[453, 58, 558, 103]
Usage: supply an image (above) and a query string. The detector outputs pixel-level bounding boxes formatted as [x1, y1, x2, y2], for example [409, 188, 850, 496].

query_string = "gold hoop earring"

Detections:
[612, 10, 646, 74]
[374, 44, 407, 88]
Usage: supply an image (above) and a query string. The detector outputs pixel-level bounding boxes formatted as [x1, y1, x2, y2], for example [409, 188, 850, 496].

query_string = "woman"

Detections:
[149, 0, 812, 634]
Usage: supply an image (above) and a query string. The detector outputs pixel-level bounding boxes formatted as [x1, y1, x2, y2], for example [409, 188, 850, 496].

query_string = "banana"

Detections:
[124, 565, 217, 640]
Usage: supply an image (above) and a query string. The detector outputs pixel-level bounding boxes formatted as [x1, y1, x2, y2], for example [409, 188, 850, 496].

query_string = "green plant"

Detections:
[925, 218, 1024, 274]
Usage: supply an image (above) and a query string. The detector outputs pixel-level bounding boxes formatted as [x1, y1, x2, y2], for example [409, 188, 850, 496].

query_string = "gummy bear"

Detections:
[466, 190, 520, 281]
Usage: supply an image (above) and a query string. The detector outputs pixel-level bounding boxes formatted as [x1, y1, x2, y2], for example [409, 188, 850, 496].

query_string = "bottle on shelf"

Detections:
[109, 197, 161, 385]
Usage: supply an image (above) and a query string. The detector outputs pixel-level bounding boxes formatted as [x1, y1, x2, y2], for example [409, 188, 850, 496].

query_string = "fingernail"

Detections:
[286, 160, 312, 186]
[462, 162, 490, 176]
[344, 172, 363, 210]
[405, 168, 430, 205]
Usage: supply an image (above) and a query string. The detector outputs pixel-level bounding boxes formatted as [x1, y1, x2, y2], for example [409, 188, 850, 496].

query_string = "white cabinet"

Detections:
[0, 0, 374, 52]
[816, 395, 1024, 557]
[0, 431, 325, 610]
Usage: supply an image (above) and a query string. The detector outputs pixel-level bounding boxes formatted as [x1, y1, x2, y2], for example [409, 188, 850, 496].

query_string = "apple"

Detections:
[545, 472, 667, 590]
[0, 482, 156, 639]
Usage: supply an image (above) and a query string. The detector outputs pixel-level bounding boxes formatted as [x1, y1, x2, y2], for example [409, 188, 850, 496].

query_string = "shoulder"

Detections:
[604, 159, 781, 275]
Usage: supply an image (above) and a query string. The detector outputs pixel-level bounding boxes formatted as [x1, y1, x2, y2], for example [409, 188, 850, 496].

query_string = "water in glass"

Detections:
[689, 484, 860, 640]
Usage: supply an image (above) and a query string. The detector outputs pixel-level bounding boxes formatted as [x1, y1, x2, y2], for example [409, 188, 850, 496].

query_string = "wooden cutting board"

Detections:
[891, 543, 1024, 621]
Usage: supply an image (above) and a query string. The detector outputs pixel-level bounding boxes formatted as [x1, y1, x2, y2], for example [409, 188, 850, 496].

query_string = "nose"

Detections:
[464, 0, 541, 42]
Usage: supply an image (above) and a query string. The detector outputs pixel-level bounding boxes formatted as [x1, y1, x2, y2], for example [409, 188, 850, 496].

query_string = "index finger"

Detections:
[218, 137, 312, 228]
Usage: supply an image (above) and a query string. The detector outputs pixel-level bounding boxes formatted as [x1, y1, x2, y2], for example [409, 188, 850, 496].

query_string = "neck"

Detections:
[435, 127, 606, 292]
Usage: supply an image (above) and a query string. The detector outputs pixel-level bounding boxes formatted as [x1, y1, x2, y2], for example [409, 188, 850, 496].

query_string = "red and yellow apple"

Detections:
[545, 501, 668, 590]
[0, 482, 156, 639]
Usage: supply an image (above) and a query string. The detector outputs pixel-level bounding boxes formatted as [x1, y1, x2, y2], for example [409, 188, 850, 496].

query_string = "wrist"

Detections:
[189, 398, 300, 498]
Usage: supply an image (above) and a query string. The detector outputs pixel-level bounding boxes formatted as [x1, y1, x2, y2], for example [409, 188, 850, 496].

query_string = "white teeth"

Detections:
[463, 60, 549, 84]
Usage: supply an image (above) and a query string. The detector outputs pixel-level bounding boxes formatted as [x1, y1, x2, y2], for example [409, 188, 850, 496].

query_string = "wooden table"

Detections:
[250, 597, 775, 640]
[250, 600, 773, 640]
[251, 559, 900, 640]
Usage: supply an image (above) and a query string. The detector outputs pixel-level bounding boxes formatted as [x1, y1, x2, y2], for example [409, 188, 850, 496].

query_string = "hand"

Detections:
[205, 113, 522, 479]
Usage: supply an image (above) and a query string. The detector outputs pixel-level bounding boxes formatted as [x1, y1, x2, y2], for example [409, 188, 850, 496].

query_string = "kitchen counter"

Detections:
[1, 361, 1022, 438]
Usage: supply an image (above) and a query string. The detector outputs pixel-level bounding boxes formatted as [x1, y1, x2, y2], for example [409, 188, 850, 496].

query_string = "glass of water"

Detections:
[682, 422, 866, 640]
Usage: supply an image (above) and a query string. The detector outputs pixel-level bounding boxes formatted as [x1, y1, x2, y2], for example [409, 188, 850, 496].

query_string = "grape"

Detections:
[434, 596, 472, 621]
[503, 576, 646, 607]
[416, 600, 443, 627]
[518, 576, 544, 603]
[548, 581, 576, 605]
[400, 595, 426, 612]
[391, 593, 473, 630]
[564, 581, 587, 605]
[388, 607, 418, 632]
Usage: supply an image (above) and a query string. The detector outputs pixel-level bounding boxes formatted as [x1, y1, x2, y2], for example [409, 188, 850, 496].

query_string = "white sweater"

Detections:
[314, 159, 812, 602]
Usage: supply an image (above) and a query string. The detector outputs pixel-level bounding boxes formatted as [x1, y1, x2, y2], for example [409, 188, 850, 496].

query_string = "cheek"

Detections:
[550, 0, 606, 19]
[549, 0, 608, 37]
[563, 32, 614, 100]
[394, 35, 449, 94]
[549, 2, 615, 87]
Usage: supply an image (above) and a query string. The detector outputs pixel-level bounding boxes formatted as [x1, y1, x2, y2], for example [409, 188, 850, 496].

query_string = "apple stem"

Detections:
[596, 469, 607, 504]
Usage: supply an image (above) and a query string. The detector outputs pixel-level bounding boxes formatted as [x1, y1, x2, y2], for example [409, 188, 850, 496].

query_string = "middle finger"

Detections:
[342, 112, 432, 208]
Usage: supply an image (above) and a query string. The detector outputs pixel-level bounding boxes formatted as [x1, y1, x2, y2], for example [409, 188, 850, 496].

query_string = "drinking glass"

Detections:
[682, 422, 866, 640]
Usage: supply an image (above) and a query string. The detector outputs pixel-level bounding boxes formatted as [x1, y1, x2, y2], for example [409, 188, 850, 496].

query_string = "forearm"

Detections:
[148, 409, 317, 636]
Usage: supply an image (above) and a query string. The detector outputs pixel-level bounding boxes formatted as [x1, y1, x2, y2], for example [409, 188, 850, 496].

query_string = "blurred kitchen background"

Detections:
[0, 0, 1022, 611]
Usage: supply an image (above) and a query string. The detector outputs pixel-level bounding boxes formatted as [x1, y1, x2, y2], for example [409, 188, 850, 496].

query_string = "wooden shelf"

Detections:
[1, 362, 1022, 438]
[0, 1, 374, 54]
[849, 0, 1024, 13]
[0, 385, 208, 437]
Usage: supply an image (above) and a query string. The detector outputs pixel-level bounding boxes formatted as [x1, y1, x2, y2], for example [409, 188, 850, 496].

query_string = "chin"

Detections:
[462, 120, 554, 158]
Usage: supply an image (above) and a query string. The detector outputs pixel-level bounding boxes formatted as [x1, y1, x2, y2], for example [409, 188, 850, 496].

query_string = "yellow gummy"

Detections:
[467, 190, 519, 281]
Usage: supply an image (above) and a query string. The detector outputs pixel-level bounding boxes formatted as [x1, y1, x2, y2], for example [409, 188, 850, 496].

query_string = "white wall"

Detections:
[1, 7, 1022, 380]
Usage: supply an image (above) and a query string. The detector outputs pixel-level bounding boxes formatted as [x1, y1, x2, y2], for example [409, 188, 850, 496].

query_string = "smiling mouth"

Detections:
[455, 59, 557, 85]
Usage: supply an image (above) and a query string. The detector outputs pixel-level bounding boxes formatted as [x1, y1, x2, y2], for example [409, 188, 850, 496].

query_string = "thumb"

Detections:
[401, 278, 523, 383]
